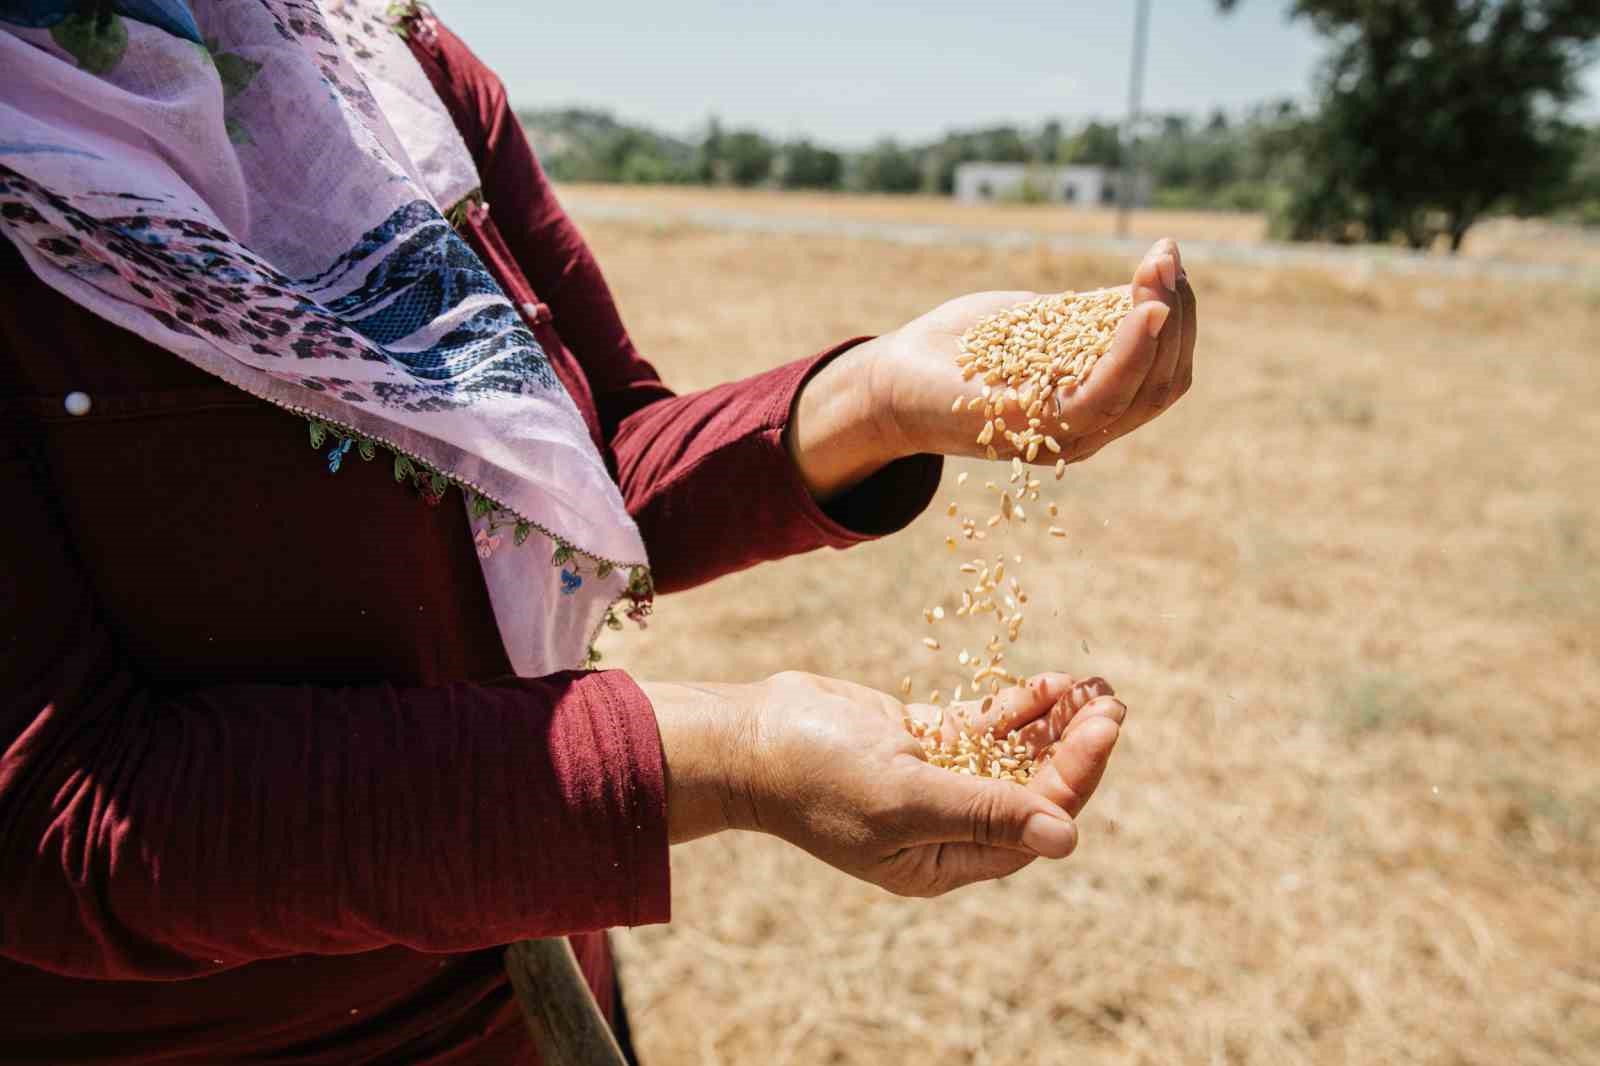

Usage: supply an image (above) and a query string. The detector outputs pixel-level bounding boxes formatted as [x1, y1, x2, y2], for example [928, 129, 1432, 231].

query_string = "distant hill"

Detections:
[517, 108, 696, 184]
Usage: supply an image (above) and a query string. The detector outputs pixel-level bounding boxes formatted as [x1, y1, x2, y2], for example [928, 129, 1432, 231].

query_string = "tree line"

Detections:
[518, 105, 1368, 211]
[522, 105, 1598, 224]
[519, 109, 1130, 197]
[522, 1, 1600, 249]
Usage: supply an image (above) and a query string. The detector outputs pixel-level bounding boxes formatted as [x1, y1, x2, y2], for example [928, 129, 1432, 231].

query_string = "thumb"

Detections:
[902, 761, 1079, 859]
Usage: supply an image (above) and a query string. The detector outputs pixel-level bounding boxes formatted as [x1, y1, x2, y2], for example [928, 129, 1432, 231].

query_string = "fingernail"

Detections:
[1081, 699, 1126, 727]
[1145, 303, 1171, 339]
[1022, 813, 1078, 858]
[1158, 254, 1177, 292]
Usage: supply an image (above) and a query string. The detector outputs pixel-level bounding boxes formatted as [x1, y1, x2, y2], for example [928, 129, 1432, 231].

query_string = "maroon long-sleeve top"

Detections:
[0, 20, 939, 1064]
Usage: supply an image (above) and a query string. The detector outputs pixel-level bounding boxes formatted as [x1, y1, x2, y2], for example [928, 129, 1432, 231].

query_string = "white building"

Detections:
[952, 162, 1149, 207]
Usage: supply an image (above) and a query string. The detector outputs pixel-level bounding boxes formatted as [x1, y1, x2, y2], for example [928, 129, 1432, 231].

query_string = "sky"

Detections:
[430, 0, 1600, 147]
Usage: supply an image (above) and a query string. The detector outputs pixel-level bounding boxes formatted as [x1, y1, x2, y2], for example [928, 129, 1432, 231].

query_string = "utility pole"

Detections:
[1117, 0, 1151, 238]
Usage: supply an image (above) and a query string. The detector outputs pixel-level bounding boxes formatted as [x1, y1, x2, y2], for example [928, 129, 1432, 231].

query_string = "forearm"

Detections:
[611, 344, 942, 594]
[783, 335, 906, 501]
[0, 662, 669, 979]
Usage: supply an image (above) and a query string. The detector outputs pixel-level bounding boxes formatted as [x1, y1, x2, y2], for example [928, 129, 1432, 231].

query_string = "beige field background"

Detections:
[571, 191, 1599, 1066]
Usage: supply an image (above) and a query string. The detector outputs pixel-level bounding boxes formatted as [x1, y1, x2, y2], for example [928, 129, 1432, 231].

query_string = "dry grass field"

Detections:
[574, 196, 1600, 1066]
[560, 183, 1600, 272]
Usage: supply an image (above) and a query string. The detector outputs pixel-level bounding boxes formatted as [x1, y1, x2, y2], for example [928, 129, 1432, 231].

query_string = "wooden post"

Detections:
[504, 937, 629, 1066]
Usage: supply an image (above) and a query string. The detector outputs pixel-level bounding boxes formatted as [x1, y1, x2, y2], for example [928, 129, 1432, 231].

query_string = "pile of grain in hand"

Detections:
[902, 703, 1038, 784]
[904, 289, 1133, 778]
[958, 288, 1132, 463]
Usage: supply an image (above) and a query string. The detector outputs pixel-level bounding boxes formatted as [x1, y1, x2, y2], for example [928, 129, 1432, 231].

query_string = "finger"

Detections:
[941, 672, 1076, 743]
[1045, 243, 1164, 438]
[899, 760, 1077, 857]
[1012, 675, 1117, 755]
[1174, 271, 1197, 398]
[1130, 243, 1184, 414]
[1034, 691, 1128, 761]
[1132, 239, 1170, 305]
[1028, 708, 1123, 818]
[1054, 299, 1168, 438]
[1062, 238, 1177, 441]
[1054, 296, 1174, 461]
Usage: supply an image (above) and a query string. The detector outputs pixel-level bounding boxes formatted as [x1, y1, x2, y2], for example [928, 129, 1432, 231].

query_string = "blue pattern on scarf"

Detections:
[319, 223, 502, 342]
[0, 140, 105, 160]
[298, 200, 557, 390]
[298, 200, 437, 288]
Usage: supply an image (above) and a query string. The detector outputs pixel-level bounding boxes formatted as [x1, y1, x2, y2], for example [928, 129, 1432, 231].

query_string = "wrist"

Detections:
[640, 681, 762, 844]
[786, 338, 910, 501]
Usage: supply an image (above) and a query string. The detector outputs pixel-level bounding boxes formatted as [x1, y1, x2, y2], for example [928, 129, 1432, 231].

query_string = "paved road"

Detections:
[562, 196, 1600, 288]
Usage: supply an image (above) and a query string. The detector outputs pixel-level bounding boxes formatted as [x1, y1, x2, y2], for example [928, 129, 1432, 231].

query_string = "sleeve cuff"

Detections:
[584, 669, 672, 928]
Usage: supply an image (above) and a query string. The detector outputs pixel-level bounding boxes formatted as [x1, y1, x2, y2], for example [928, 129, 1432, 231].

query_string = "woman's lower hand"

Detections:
[643, 671, 1125, 897]
[788, 239, 1196, 498]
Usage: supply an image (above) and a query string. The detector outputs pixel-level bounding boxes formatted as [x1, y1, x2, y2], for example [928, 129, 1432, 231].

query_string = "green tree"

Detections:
[778, 140, 844, 189]
[1219, 1, 1600, 250]
[855, 138, 923, 193]
[696, 116, 725, 183]
[720, 130, 776, 186]
[1563, 124, 1600, 224]
[1062, 121, 1123, 167]
[617, 149, 687, 185]
[1038, 119, 1065, 163]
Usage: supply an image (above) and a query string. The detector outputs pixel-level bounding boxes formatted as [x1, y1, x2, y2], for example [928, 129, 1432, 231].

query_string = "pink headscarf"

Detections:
[0, 0, 651, 674]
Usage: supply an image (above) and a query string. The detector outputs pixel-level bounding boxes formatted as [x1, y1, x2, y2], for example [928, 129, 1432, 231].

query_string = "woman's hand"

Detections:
[789, 239, 1196, 499]
[643, 672, 1126, 897]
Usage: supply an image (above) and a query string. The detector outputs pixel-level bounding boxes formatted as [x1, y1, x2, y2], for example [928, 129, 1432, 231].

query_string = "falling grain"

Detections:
[907, 290, 1126, 759]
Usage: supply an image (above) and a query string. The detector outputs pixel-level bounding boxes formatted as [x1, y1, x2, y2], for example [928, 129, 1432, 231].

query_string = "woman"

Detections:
[0, 2, 1196, 1063]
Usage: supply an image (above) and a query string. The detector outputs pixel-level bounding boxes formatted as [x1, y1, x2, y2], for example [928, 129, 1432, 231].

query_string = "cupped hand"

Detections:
[651, 671, 1126, 897]
[861, 238, 1196, 467]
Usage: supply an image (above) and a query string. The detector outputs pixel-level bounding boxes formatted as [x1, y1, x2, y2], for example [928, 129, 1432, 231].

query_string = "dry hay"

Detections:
[583, 204, 1600, 1066]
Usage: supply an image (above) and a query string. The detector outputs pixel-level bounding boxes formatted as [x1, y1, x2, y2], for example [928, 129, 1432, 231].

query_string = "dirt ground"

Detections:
[559, 183, 1600, 272]
[571, 196, 1599, 1066]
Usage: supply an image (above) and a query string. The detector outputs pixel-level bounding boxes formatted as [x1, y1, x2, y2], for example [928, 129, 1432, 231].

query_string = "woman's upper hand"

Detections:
[642, 671, 1125, 897]
[871, 238, 1196, 467]
[787, 239, 1196, 499]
